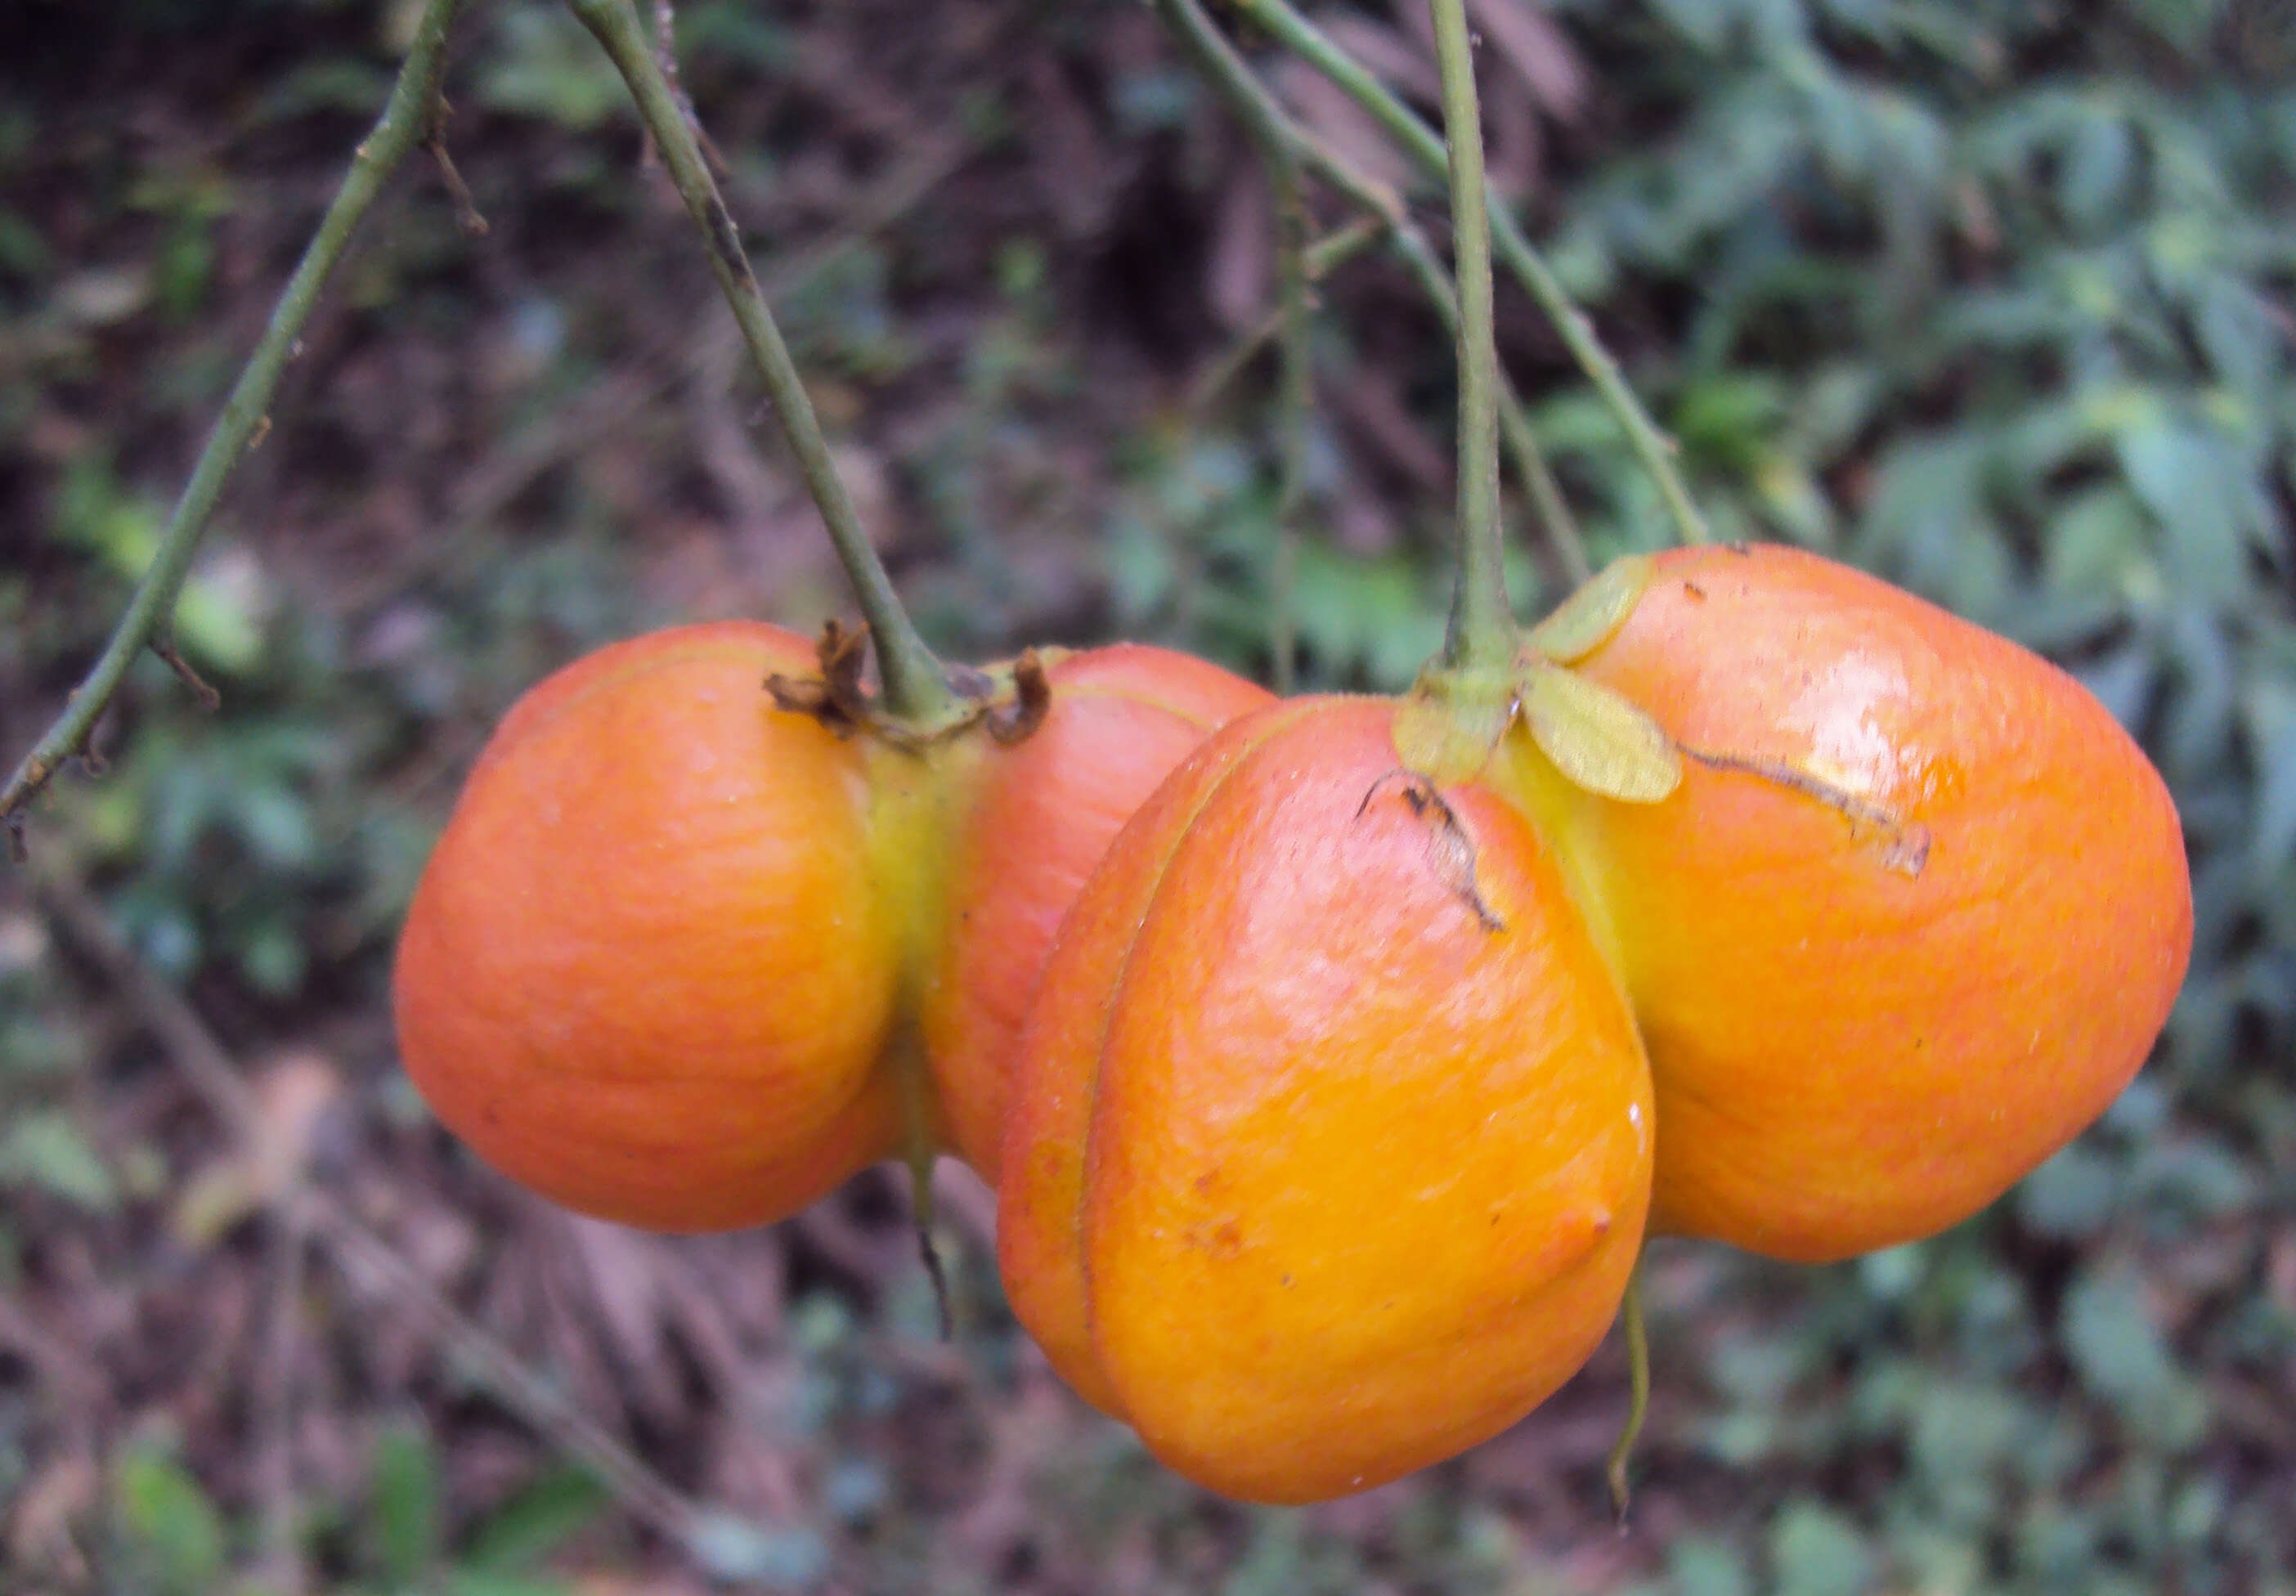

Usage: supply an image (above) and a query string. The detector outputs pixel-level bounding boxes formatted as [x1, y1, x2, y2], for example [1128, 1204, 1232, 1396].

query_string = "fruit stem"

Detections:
[1426, 0, 1515, 673]
[566, 0, 962, 730]
[899, 1056, 954, 1342]
[0, 0, 473, 842]
[1267, 130, 1311, 695]
[1605, 1263, 1650, 1525]
[1233, 0, 1710, 550]
[1155, 0, 1589, 602]
[1386, 228, 1590, 590]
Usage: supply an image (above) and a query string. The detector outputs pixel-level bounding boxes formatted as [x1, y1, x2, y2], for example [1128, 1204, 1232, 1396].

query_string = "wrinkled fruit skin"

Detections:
[998, 697, 1653, 1503]
[394, 622, 904, 1232]
[923, 647, 1273, 1181]
[394, 625, 1267, 1232]
[1568, 545, 2193, 1262]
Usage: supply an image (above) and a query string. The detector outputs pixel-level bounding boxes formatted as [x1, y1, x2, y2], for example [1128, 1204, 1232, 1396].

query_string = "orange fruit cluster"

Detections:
[393, 544, 2191, 1503]
[394, 621, 1269, 1231]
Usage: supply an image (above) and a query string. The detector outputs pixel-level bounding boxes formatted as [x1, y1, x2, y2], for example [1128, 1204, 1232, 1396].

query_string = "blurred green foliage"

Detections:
[1509, 6, 2294, 1589]
[5, 0, 2293, 1590]
[101, 1420, 610, 1594]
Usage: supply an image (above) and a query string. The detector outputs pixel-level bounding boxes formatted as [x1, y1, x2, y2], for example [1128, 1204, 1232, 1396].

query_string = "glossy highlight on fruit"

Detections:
[393, 621, 904, 1232]
[1564, 544, 2193, 1262]
[998, 696, 1653, 1503]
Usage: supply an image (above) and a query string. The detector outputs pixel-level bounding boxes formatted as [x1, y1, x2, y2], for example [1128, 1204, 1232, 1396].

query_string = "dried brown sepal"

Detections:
[765, 620, 1060, 754]
[987, 651, 1052, 746]
[762, 670, 853, 733]
[1356, 769, 1505, 933]
[817, 620, 877, 723]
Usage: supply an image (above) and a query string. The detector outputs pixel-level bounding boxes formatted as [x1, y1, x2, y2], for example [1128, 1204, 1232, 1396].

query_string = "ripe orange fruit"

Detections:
[922, 645, 1272, 1180]
[395, 625, 1267, 1231]
[1558, 544, 2192, 1262]
[393, 622, 906, 1232]
[998, 696, 1652, 1503]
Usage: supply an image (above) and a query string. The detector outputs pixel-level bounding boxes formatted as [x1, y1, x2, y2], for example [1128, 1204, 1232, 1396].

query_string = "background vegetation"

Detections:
[2, 0, 2291, 1590]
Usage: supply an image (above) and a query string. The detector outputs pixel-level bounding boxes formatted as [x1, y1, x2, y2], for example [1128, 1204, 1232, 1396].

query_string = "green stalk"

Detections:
[1, 0, 473, 835]
[567, 0, 961, 728]
[1606, 1265, 1650, 1523]
[1234, 0, 1709, 549]
[1427, 0, 1513, 670]
[1268, 147, 1310, 695]
[1159, 0, 1588, 603]
[1383, 230, 1588, 588]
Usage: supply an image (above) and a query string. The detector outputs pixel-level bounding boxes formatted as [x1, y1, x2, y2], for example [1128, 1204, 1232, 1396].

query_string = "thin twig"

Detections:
[1268, 215, 1304, 690]
[1157, 0, 1586, 585]
[564, 0, 961, 729]
[648, 0, 727, 173]
[257, 1211, 311, 1596]
[1232, 0, 1710, 549]
[1259, 59, 1314, 690]
[149, 634, 222, 712]
[1606, 1265, 1650, 1526]
[425, 132, 491, 239]
[0, 0, 474, 835]
[28, 862, 716, 1552]
[1186, 215, 1380, 410]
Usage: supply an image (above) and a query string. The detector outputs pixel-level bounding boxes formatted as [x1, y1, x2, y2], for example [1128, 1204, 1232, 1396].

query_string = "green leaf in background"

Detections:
[0, 1110, 118, 1211]
[460, 1464, 610, 1575]
[369, 1422, 442, 1588]
[2114, 417, 2262, 606]
[2018, 1142, 2122, 1240]
[478, 3, 629, 131]
[110, 1438, 228, 1596]
[1769, 1500, 1876, 1596]
[49, 453, 269, 675]
[445, 1574, 581, 1596]
[2061, 1265, 2211, 1451]
[1667, 1534, 1753, 1596]
[2244, 673, 2296, 873]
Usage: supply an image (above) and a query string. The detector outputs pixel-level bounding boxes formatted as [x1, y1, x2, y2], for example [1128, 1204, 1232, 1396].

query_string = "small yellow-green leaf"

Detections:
[1527, 554, 1656, 664]
[1521, 666, 1681, 803]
